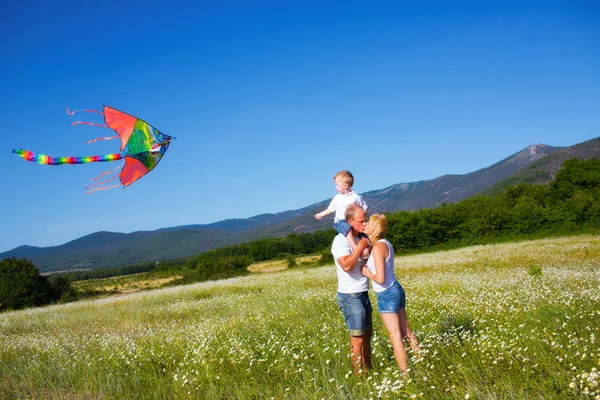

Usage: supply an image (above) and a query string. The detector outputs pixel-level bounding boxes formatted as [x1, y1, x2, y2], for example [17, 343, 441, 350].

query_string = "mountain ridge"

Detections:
[2, 138, 598, 272]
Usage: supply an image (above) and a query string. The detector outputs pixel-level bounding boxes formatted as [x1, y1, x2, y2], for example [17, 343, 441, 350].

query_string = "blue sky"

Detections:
[1, 0, 598, 253]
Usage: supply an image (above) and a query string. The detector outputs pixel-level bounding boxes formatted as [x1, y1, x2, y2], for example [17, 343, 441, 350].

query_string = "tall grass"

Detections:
[1, 235, 599, 399]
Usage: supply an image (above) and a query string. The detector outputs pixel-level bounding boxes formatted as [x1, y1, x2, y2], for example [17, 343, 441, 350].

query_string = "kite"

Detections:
[13, 105, 173, 193]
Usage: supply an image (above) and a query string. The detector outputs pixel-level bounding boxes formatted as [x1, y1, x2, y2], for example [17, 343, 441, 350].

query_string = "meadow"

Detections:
[71, 255, 319, 299]
[1, 235, 599, 399]
[72, 274, 183, 297]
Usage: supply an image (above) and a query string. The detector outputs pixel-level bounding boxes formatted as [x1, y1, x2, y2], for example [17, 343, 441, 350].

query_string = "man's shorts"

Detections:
[376, 281, 406, 313]
[337, 291, 372, 336]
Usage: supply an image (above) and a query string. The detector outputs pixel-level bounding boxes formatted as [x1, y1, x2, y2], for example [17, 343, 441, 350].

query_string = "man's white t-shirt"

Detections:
[331, 233, 369, 293]
[327, 191, 368, 222]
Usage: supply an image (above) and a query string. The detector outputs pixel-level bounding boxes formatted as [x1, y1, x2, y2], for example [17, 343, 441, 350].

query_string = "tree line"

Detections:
[2, 157, 599, 311]
[58, 258, 189, 282]
[170, 229, 337, 285]
[385, 158, 600, 253]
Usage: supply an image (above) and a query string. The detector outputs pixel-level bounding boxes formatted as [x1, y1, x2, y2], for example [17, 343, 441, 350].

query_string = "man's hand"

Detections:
[356, 238, 369, 252]
[337, 237, 370, 272]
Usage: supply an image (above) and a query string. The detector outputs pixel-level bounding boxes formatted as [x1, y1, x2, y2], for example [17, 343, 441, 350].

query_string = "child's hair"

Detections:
[368, 214, 388, 243]
[334, 170, 354, 187]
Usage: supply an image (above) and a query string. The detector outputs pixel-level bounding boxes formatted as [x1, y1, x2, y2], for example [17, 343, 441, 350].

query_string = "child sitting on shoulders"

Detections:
[315, 170, 369, 253]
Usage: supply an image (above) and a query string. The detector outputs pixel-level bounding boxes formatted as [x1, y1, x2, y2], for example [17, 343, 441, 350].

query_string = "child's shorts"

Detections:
[334, 220, 369, 240]
[333, 220, 351, 236]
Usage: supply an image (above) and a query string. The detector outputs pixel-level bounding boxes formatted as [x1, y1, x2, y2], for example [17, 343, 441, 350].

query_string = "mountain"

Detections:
[359, 143, 562, 213]
[481, 137, 600, 195]
[2, 138, 598, 273]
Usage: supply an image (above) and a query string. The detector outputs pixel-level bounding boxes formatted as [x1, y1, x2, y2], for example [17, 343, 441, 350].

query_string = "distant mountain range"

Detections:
[3, 137, 599, 273]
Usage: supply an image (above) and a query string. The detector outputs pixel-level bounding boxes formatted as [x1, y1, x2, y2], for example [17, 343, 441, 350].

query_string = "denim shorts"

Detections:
[337, 291, 372, 336]
[334, 220, 351, 236]
[376, 281, 406, 313]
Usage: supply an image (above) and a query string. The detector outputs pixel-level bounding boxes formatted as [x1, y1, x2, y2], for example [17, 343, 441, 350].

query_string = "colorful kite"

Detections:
[13, 105, 173, 193]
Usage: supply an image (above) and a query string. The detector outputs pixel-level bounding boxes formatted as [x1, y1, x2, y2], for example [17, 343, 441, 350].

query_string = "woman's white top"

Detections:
[366, 239, 396, 292]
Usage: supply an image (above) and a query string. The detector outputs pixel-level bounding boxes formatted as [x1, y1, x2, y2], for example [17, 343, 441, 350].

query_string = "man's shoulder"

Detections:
[332, 233, 347, 244]
[331, 234, 351, 254]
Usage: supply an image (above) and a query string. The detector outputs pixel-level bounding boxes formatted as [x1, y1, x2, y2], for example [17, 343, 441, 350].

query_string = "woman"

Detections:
[361, 214, 420, 374]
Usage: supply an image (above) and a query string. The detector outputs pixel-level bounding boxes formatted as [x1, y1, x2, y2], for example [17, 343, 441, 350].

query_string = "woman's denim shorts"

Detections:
[337, 291, 372, 336]
[376, 281, 406, 313]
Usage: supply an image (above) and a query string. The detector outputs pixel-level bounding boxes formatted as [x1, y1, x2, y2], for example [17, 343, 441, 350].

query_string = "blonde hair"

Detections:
[334, 170, 354, 187]
[368, 214, 388, 243]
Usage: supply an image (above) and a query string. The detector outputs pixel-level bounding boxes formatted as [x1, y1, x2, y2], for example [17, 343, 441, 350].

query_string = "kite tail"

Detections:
[72, 121, 109, 128]
[65, 108, 104, 116]
[87, 135, 119, 144]
[85, 172, 122, 194]
[90, 162, 124, 181]
[12, 149, 122, 165]
[85, 184, 122, 194]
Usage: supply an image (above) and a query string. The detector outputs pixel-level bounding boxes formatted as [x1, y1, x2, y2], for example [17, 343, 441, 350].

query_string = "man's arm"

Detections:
[336, 238, 369, 272]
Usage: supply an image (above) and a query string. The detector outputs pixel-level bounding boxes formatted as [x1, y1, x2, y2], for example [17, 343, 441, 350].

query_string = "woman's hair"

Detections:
[334, 170, 354, 187]
[368, 214, 388, 243]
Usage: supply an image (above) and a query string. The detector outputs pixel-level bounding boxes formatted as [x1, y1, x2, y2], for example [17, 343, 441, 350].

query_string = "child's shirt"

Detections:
[327, 191, 368, 222]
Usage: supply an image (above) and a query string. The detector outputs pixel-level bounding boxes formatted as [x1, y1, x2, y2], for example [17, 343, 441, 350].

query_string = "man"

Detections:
[331, 203, 372, 373]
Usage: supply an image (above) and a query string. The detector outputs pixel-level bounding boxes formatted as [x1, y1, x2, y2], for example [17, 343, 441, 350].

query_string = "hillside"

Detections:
[4, 138, 600, 272]
[481, 136, 600, 195]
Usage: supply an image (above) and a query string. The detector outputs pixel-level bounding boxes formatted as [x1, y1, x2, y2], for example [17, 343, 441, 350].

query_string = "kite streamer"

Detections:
[13, 105, 173, 193]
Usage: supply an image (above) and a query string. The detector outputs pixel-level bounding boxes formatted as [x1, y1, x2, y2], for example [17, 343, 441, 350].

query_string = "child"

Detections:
[315, 170, 368, 252]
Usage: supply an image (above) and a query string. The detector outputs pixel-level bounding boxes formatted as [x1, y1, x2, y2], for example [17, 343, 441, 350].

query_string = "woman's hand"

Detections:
[361, 265, 372, 278]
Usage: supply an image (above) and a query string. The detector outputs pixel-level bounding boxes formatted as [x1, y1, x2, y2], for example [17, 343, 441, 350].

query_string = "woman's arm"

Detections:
[361, 241, 388, 284]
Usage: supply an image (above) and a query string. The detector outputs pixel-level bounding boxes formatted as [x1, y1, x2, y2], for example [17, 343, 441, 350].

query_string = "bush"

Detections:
[528, 265, 543, 277]
[318, 250, 334, 266]
[438, 313, 475, 337]
[0, 258, 72, 311]
[286, 254, 297, 268]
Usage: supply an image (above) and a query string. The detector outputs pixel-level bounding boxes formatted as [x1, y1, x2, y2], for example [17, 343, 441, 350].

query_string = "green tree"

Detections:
[286, 254, 297, 268]
[48, 275, 79, 303]
[551, 158, 600, 200]
[0, 258, 54, 311]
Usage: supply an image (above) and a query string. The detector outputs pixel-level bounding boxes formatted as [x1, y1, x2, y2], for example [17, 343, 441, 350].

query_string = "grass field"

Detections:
[75, 255, 319, 297]
[247, 255, 321, 273]
[73, 273, 183, 297]
[1, 235, 599, 399]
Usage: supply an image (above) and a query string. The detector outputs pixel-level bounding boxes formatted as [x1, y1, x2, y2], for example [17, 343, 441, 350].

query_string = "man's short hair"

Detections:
[334, 170, 354, 187]
[345, 203, 364, 222]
